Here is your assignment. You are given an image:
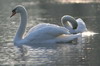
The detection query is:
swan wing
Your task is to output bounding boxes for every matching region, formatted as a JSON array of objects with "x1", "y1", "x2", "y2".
[
  {"x1": 25, "y1": 23, "x2": 70, "y2": 41},
  {"x1": 55, "y1": 33, "x2": 81, "y2": 42},
  {"x1": 41, "y1": 33, "x2": 81, "y2": 44},
  {"x1": 27, "y1": 23, "x2": 49, "y2": 35}
]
